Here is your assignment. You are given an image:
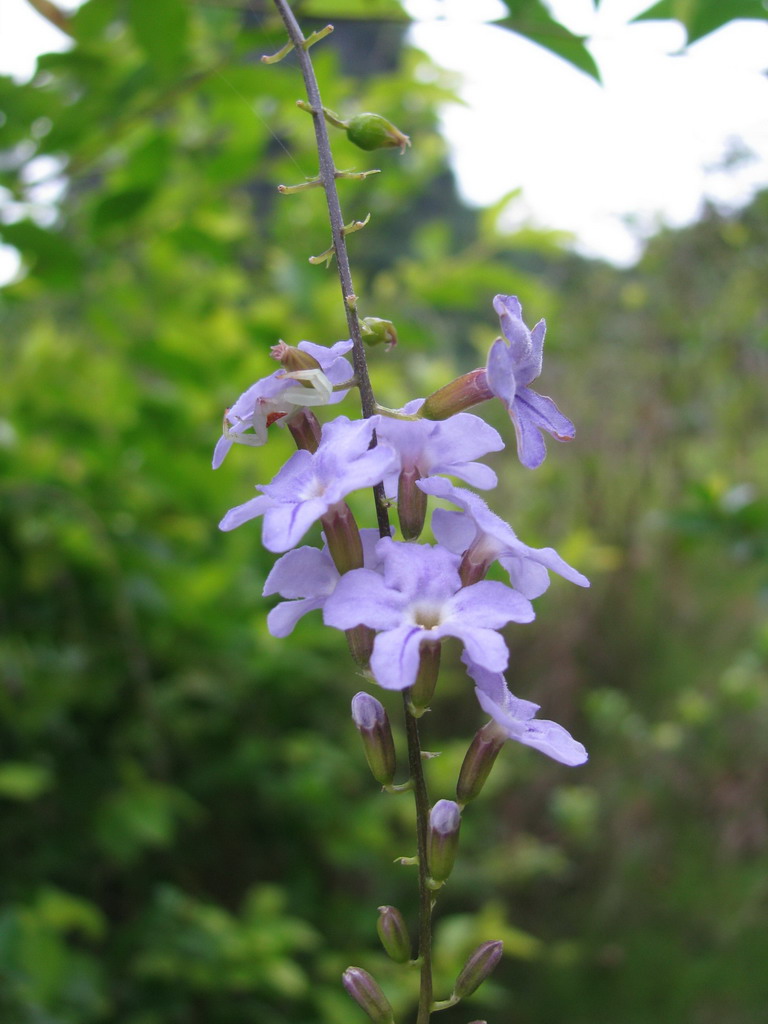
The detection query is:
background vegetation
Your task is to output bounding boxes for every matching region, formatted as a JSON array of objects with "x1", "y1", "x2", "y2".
[{"x1": 1, "y1": 1, "x2": 767, "y2": 1022}]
